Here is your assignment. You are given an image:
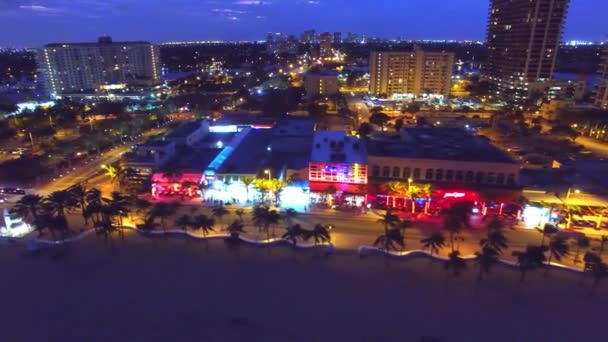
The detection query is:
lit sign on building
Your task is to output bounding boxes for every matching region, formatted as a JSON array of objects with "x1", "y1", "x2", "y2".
[
  {"x1": 443, "y1": 192, "x2": 466, "y2": 199},
  {"x1": 309, "y1": 162, "x2": 368, "y2": 184}
]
